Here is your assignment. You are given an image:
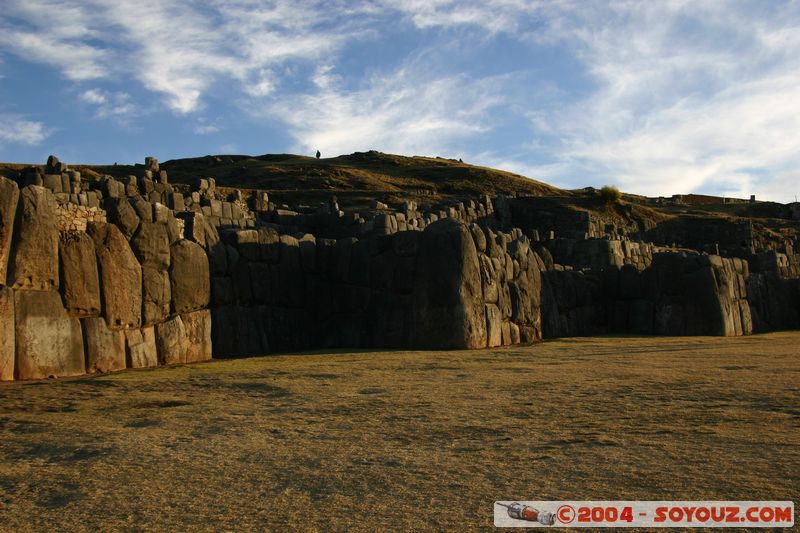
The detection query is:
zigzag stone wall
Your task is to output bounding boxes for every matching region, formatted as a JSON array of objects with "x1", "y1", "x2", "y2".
[{"x1": 1, "y1": 157, "x2": 799, "y2": 381}]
